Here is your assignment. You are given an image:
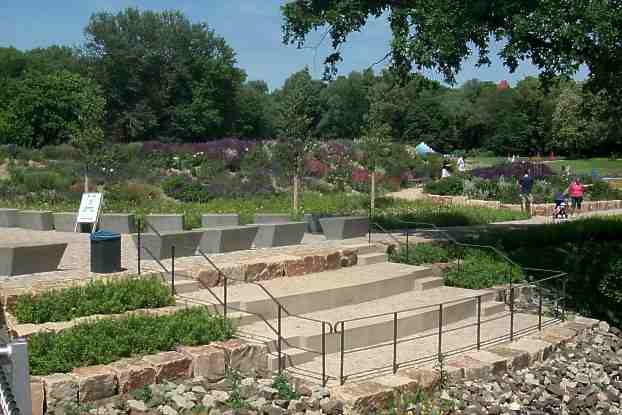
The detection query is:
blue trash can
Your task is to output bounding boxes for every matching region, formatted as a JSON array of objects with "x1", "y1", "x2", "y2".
[{"x1": 90, "y1": 230, "x2": 121, "y2": 273}]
